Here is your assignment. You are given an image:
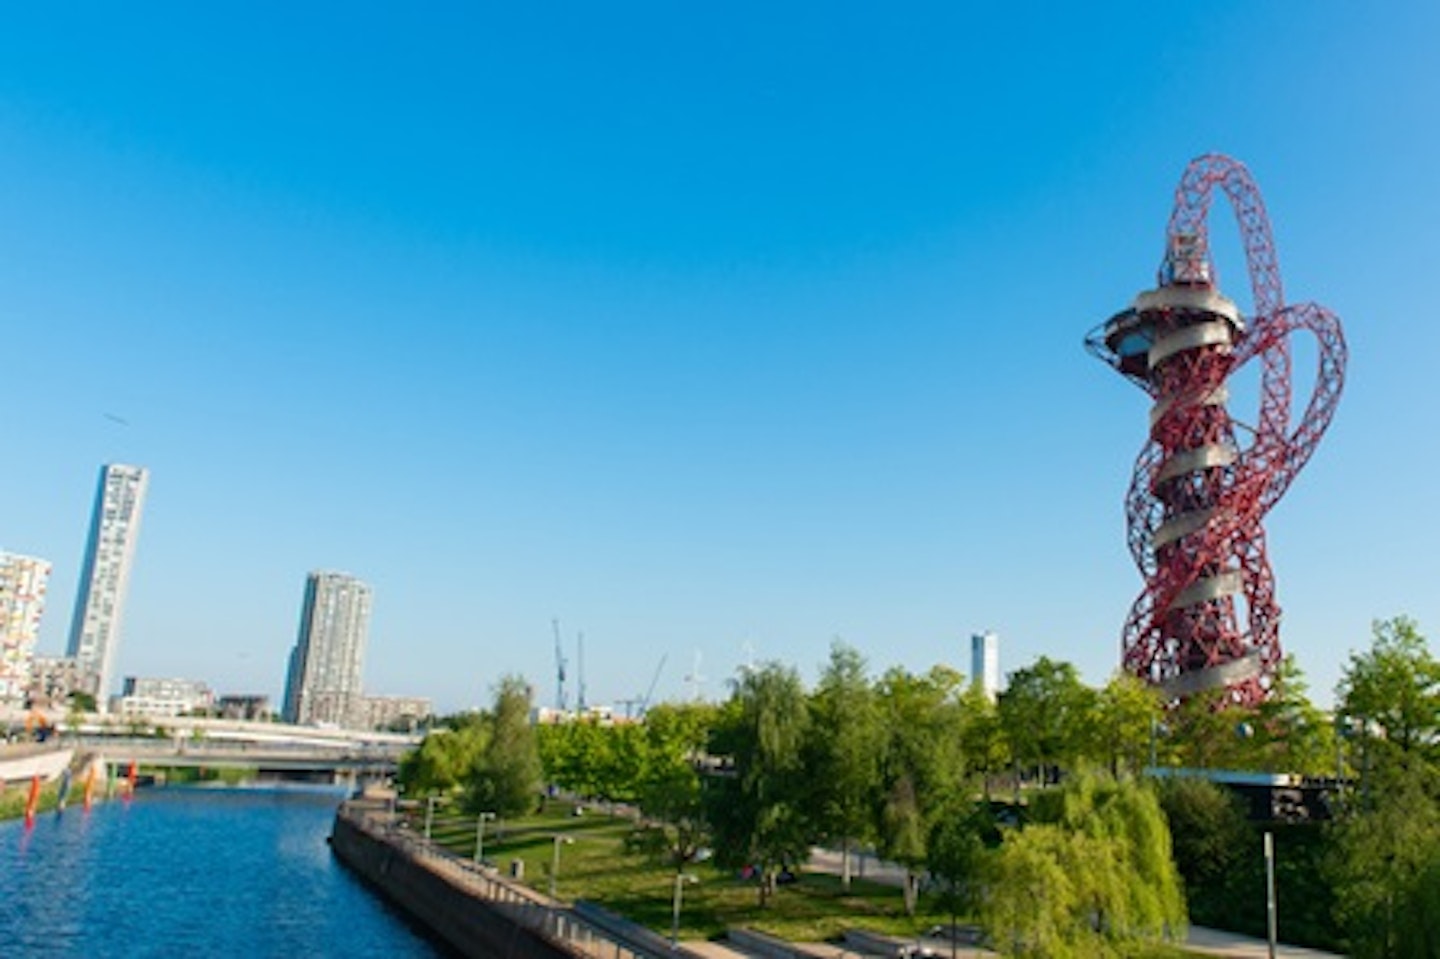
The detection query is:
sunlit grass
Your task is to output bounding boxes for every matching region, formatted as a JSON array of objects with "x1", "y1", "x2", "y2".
[{"x1": 411, "y1": 797, "x2": 951, "y2": 942}]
